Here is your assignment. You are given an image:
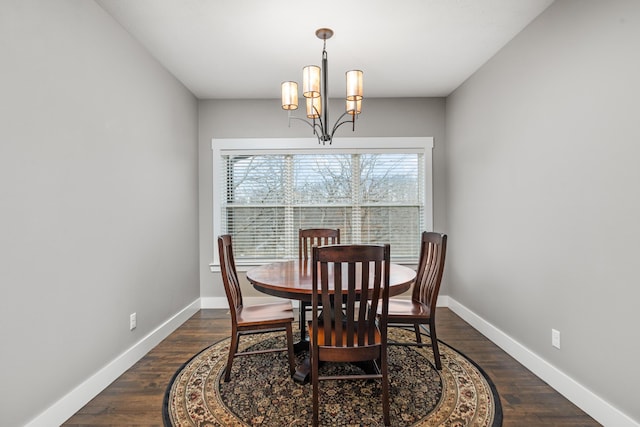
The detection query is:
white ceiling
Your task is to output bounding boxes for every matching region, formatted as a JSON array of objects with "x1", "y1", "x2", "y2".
[{"x1": 95, "y1": 0, "x2": 554, "y2": 99}]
